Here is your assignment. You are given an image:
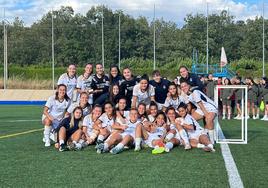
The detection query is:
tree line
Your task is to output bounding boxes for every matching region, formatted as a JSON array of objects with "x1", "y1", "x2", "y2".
[{"x1": 0, "y1": 6, "x2": 267, "y2": 69}]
